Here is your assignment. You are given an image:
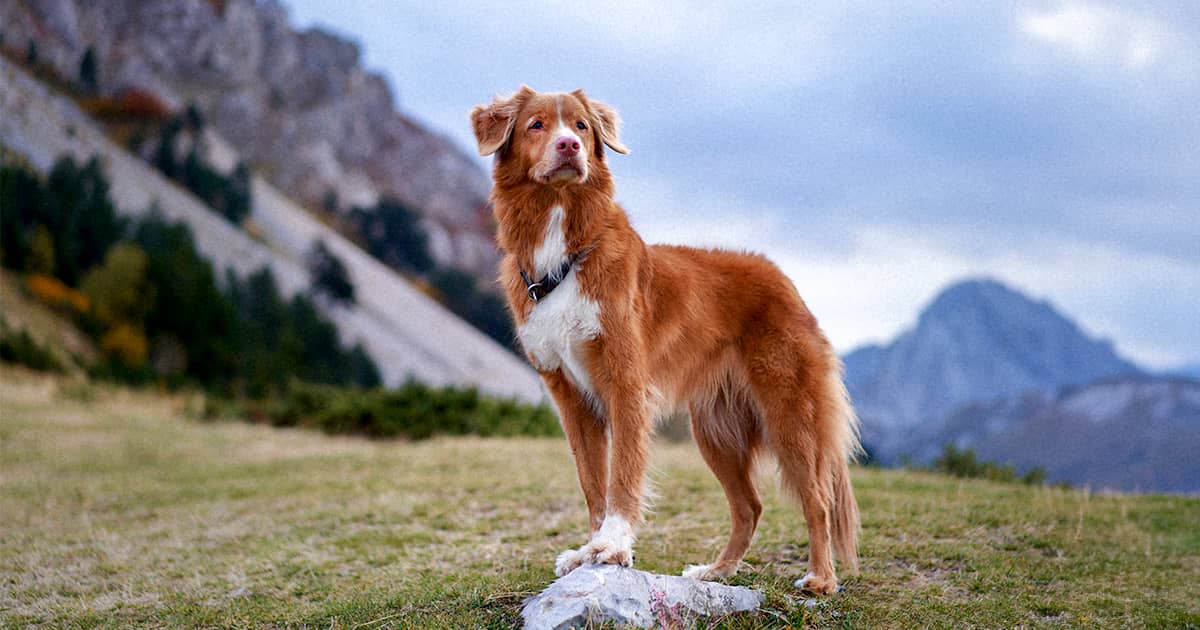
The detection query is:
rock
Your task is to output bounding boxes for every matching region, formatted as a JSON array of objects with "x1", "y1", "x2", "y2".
[{"x1": 521, "y1": 564, "x2": 764, "y2": 630}]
